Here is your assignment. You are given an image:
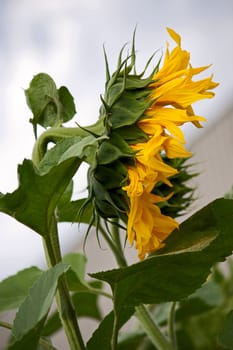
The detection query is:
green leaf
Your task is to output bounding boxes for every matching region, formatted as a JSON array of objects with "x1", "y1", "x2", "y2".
[
  {"x1": 72, "y1": 281, "x2": 103, "y2": 320},
  {"x1": 91, "y1": 198, "x2": 233, "y2": 314},
  {"x1": 58, "y1": 86, "x2": 76, "y2": 123},
  {"x1": 176, "y1": 329, "x2": 195, "y2": 350},
  {"x1": 59, "y1": 134, "x2": 102, "y2": 165},
  {"x1": 62, "y1": 253, "x2": 103, "y2": 296},
  {"x1": 25, "y1": 73, "x2": 59, "y2": 132},
  {"x1": 38, "y1": 137, "x2": 83, "y2": 174},
  {"x1": 57, "y1": 198, "x2": 93, "y2": 224},
  {"x1": 39, "y1": 134, "x2": 104, "y2": 173},
  {"x1": 218, "y1": 310, "x2": 233, "y2": 350},
  {"x1": 0, "y1": 267, "x2": 42, "y2": 312},
  {"x1": 86, "y1": 307, "x2": 134, "y2": 350},
  {"x1": 25, "y1": 73, "x2": 76, "y2": 136},
  {"x1": 41, "y1": 312, "x2": 61, "y2": 338},
  {"x1": 62, "y1": 252, "x2": 88, "y2": 291},
  {"x1": 8, "y1": 263, "x2": 69, "y2": 350},
  {"x1": 118, "y1": 331, "x2": 145, "y2": 350},
  {"x1": 0, "y1": 158, "x2": 82, "y2": 236},
  {"x1": 42, "y1": 281, "x2": 103, "y2": 337},
  {"x1": 57, "y1": 180, "x2": 73, "y2": 209},
  {"x1": 176, "y1": 279, "x2": 224, "y2": 320}
]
